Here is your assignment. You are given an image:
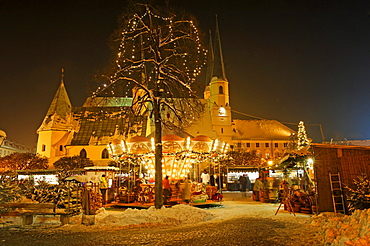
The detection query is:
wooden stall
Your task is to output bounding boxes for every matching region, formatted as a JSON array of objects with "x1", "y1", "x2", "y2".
[{"x1": 311, "y1": 144, "x2": 370, "y2": 213}]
